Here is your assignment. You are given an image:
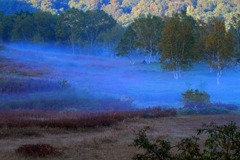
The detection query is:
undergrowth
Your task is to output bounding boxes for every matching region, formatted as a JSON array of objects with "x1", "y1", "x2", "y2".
[{"x1": 132, "y1": 122, "x2": 240, "y2": 160}]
